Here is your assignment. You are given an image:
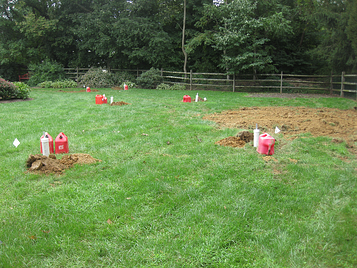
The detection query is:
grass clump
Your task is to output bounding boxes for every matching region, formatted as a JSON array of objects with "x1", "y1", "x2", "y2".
[{"x1": 0, "y1": 88, "x2": 356, "y2": 267}]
